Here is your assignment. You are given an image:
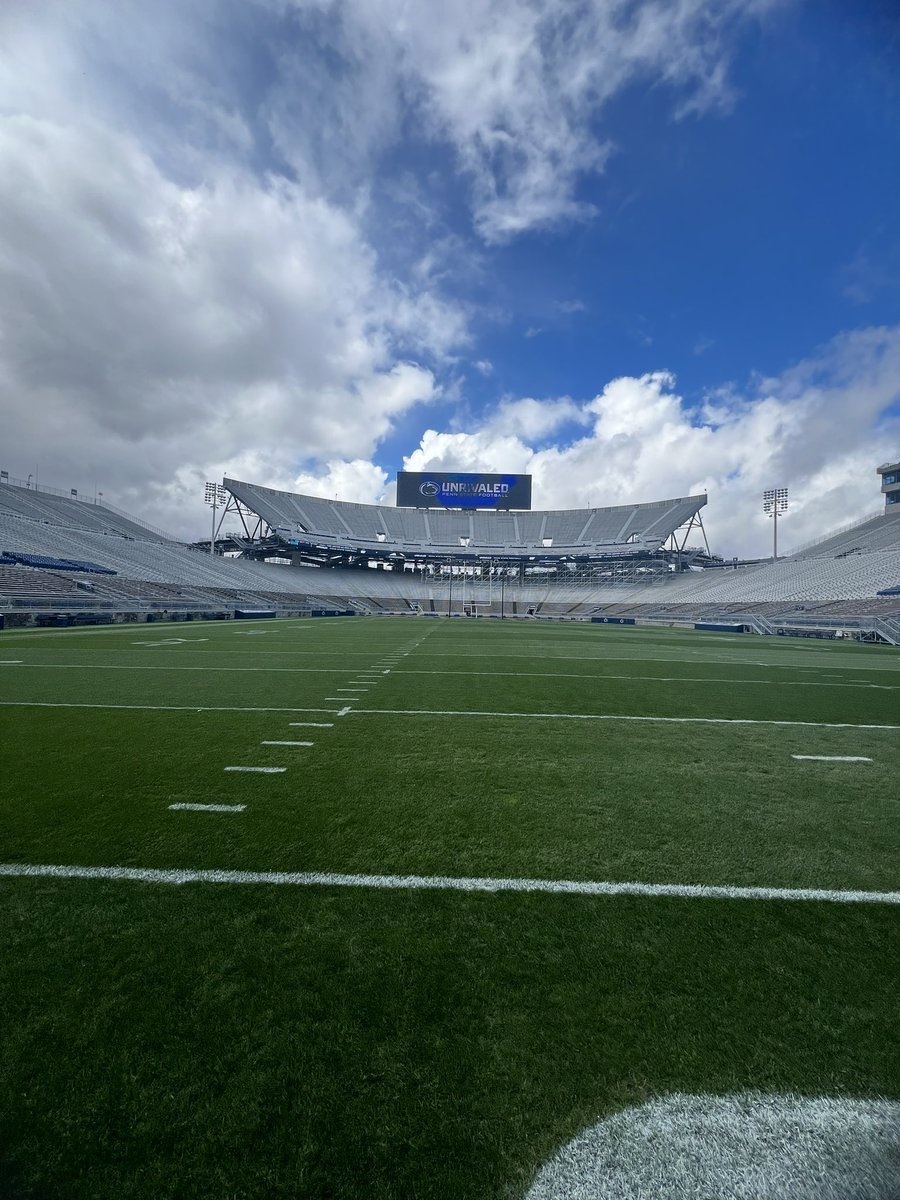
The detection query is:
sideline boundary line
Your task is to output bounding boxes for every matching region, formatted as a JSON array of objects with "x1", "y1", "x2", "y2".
[{"x1": 0, "y1": 863, "x2": 898, "y2": 905}]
